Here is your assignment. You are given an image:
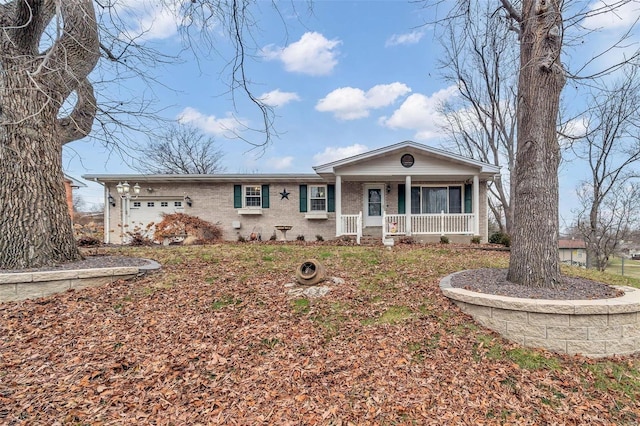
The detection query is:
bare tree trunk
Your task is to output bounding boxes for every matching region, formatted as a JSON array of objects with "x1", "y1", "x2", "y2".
[
  {"x1": 0, "y1": 76, "x2": 81, "y2": 269},
  {"x1": 507, "y1": 0, "x2": 565, "y2": 287},
  {"x1": 0, "y1": 0, "x2": 99, "y2": 269}
]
